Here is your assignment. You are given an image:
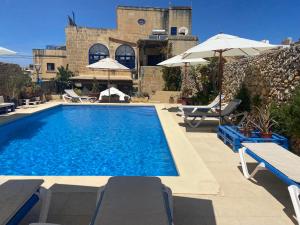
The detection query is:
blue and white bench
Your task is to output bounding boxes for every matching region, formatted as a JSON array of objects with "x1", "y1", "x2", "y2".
[{"x1": 239, "y1": 143, "x2": 300, "y2": 225}]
